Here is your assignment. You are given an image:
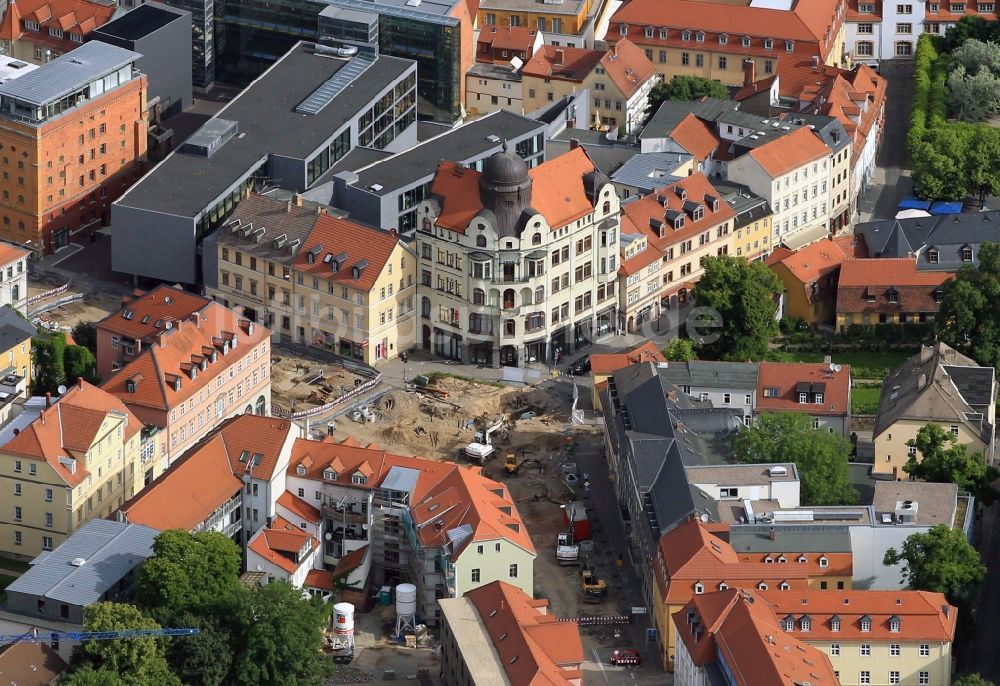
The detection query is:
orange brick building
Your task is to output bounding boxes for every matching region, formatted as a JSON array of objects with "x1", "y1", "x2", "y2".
[{"x1": 0, "y1": 41, "x2": 147, "y2": 253}]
